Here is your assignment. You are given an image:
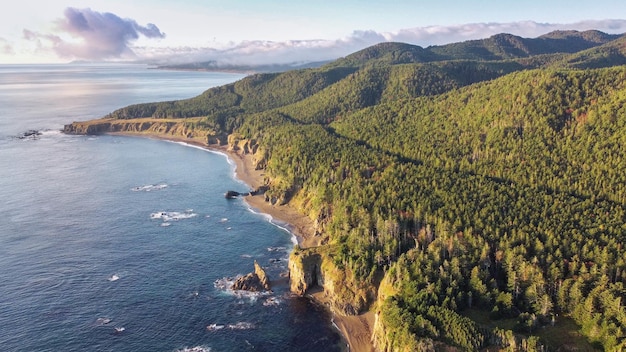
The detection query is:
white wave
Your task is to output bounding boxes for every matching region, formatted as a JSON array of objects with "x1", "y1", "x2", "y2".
[
  {"x1": 218, "y1": 218, "x2": 228, "y2": 223},
  {"x1": 267, "y1": 246, "x2": 287, "y2": 252},
  {"x1": 244, "y1": 203, "x2": 299, "y2": 245},
  {"x1": 213, "y1": 276, "x2": 270, "y2": 302},
  {"x1": 95, "y1": 317, "x2": 112, "y2": 326},
  {"x1": 108, "y1": 274, "x2": 120, "y2": 282},
  {"x1": 206, "y1": 323, "x2": 225, "y2": 331},
  {"x1": 160, "y1": 222, "x2": 171, "y2": 227},
  {"x1": 227, "y1": 322, "x2": 255, "y2": 330},
  {"x1": 131, "y1": 183, "x2": 168, "y2": 192},
  {"x1": 114, "y1": 326, "x2": 125, "y2": 333},
  {"x1": 174, "y1": 346, "x2": 211, "y2": 352},
  {"x1": 240, "y1": 254, "x2": 252, "y2": 258},
  {"x1": 39, "y1": 129, "x2": 62, "y2": 137},
  {"x1": 213, "y1": 276, "x2": 237, "y2": 291},
  {"x1": 263, "y1": 296, "x2": 282, "y2": 307},
  {"x1": 150, "y1": 210, "x2": 198, "y2": 223}
]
